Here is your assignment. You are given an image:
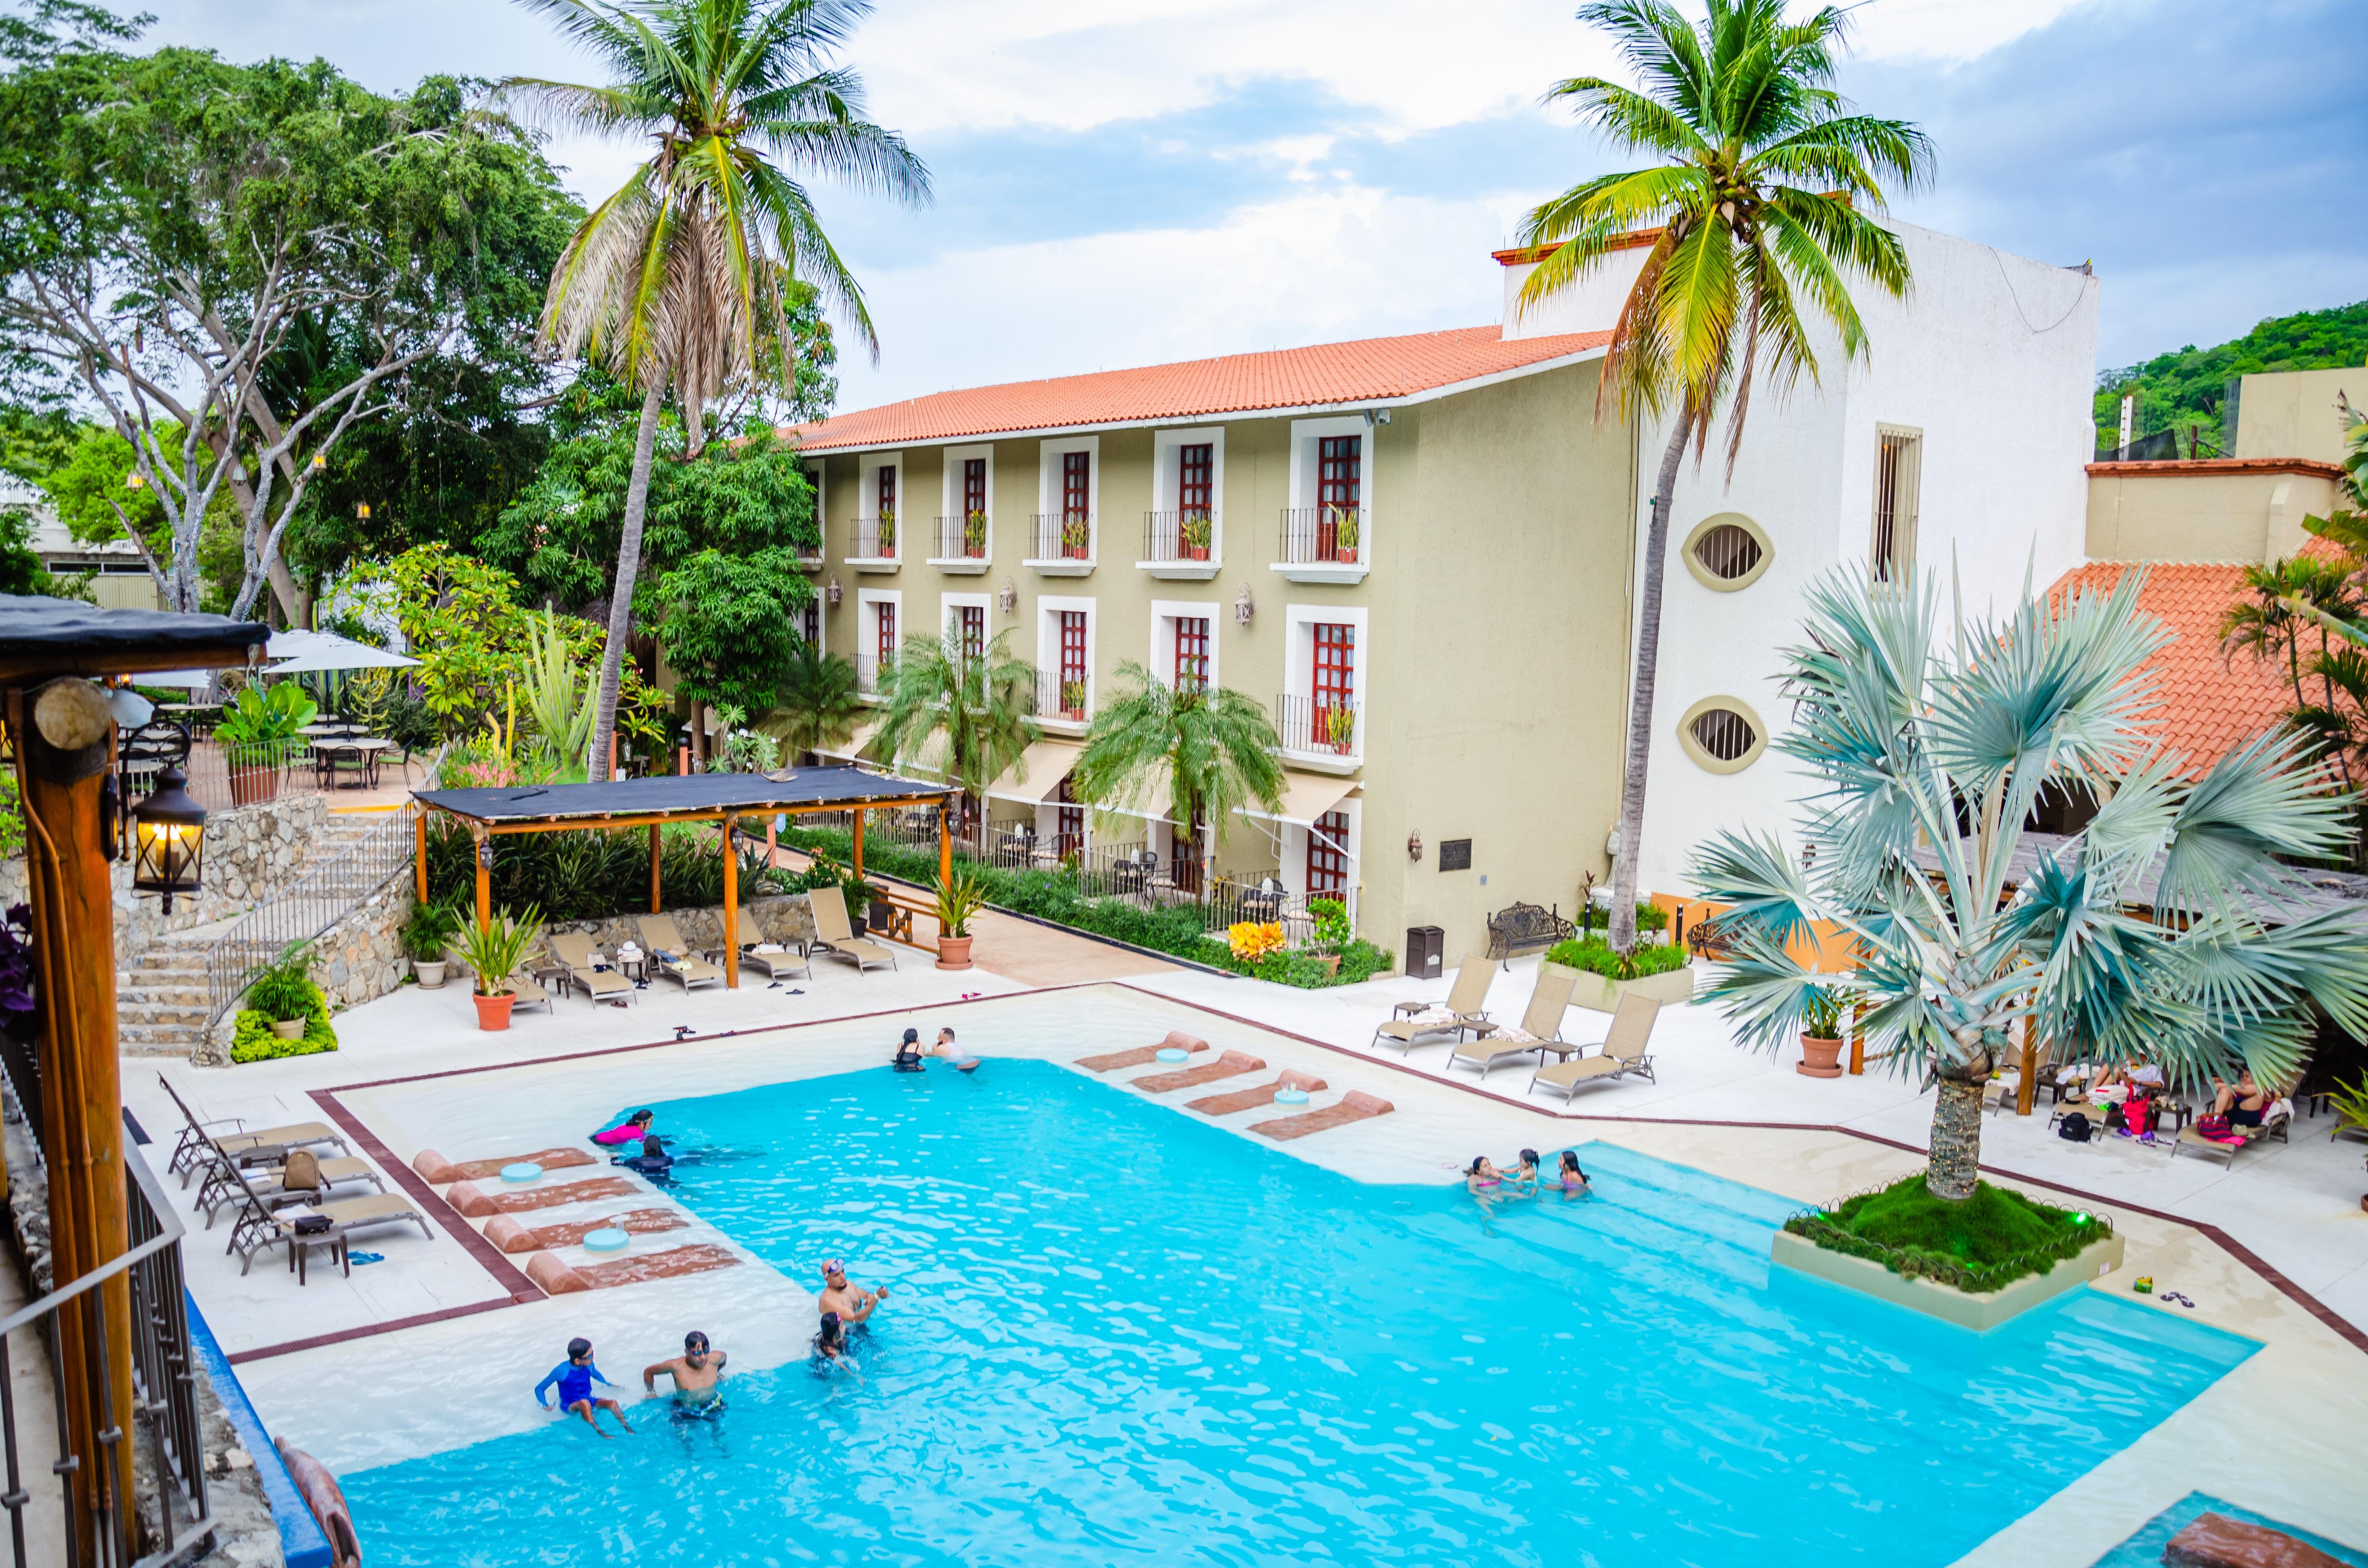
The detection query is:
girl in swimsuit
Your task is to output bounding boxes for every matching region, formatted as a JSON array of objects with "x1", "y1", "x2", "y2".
[
  {"x1": 1465, "y1": 1156, "x2": 1504, "y2": 1193},
  {"x1": 892, "y1": 1029, "x2": 925, "y2": 1072},
  {"x1": 1558, "y1": 1152, "x2": 1591, "y2": 1196},
  {"x1": 812, "y1": 1311, "x2": 857, "y2": 1372}
]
